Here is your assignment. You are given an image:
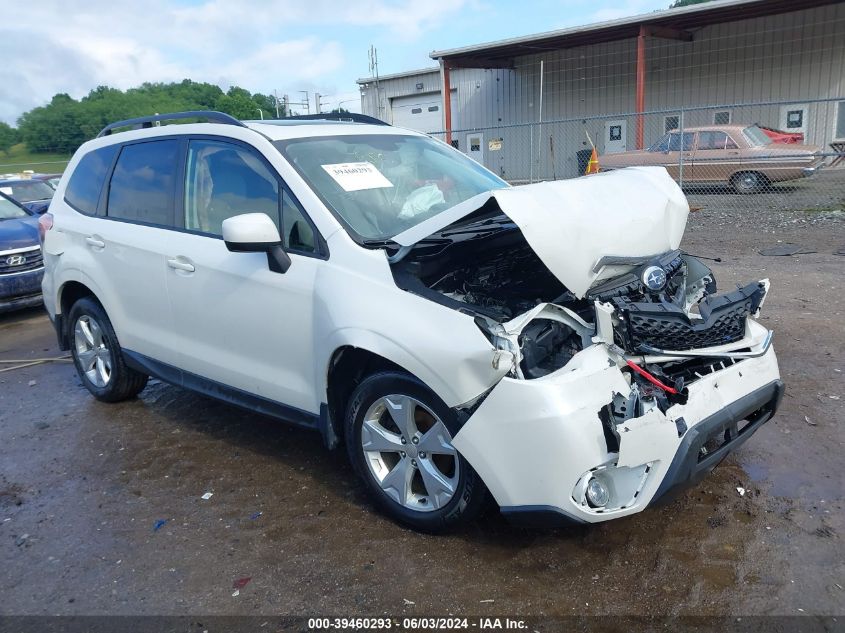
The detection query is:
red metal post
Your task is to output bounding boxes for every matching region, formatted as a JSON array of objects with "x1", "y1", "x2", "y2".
[
  {"x1": 443, "y1": 61, "x2": 453, "y2": 145},
  {"x1": 636, "y1": 25, "x2": 646, "y2": 150}
]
